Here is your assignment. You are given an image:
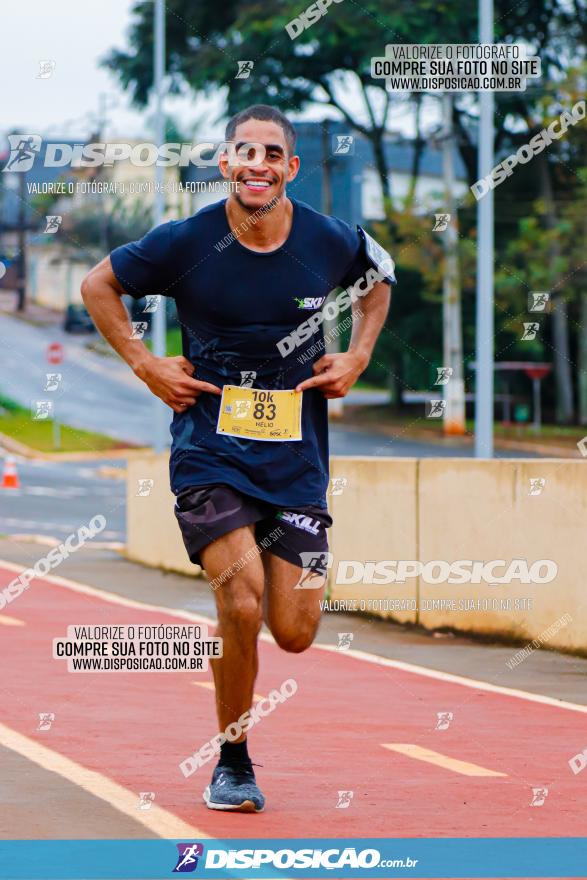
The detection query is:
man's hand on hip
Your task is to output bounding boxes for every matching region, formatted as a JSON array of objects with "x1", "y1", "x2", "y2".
[
  {"x1": 295, "y1": 352, "x2": 367, "y2": 399},
  {"x1": 135, "y1": 355, "x2": 221, "y2": 413}
]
